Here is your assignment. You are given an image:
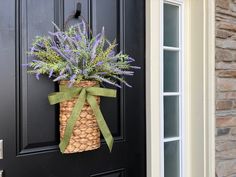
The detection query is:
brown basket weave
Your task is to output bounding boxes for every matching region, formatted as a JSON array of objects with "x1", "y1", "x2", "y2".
[{"x1": 59, "y1": 80, "x2": 101, "y2": 153}]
